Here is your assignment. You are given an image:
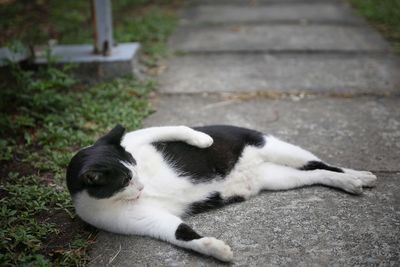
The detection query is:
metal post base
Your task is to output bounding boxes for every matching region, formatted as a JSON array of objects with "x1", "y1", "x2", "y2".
[{"x1": 35, "y1": 43, "x2": 141, "y2": 82}]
